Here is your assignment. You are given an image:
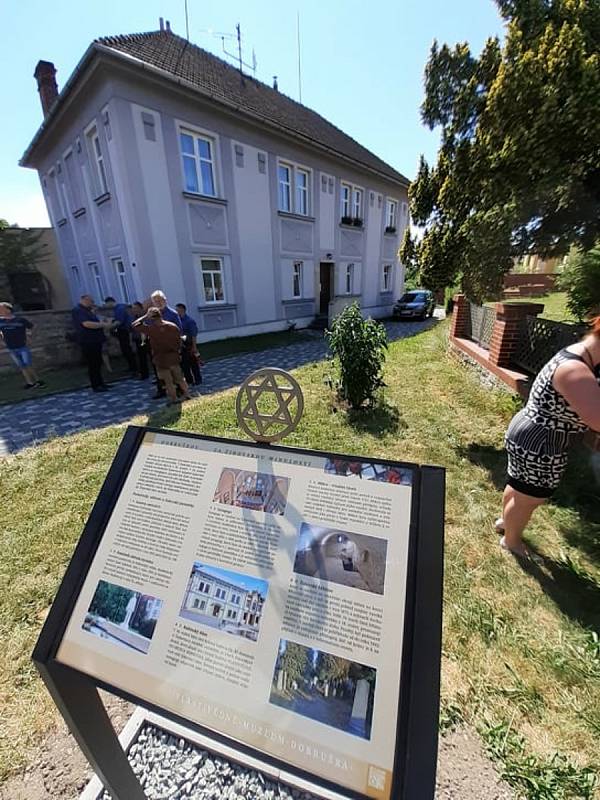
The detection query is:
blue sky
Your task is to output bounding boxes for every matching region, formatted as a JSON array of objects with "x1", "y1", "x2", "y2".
[{"x1": 0, "y1": 0, "x2": 504, "y2": 228}]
